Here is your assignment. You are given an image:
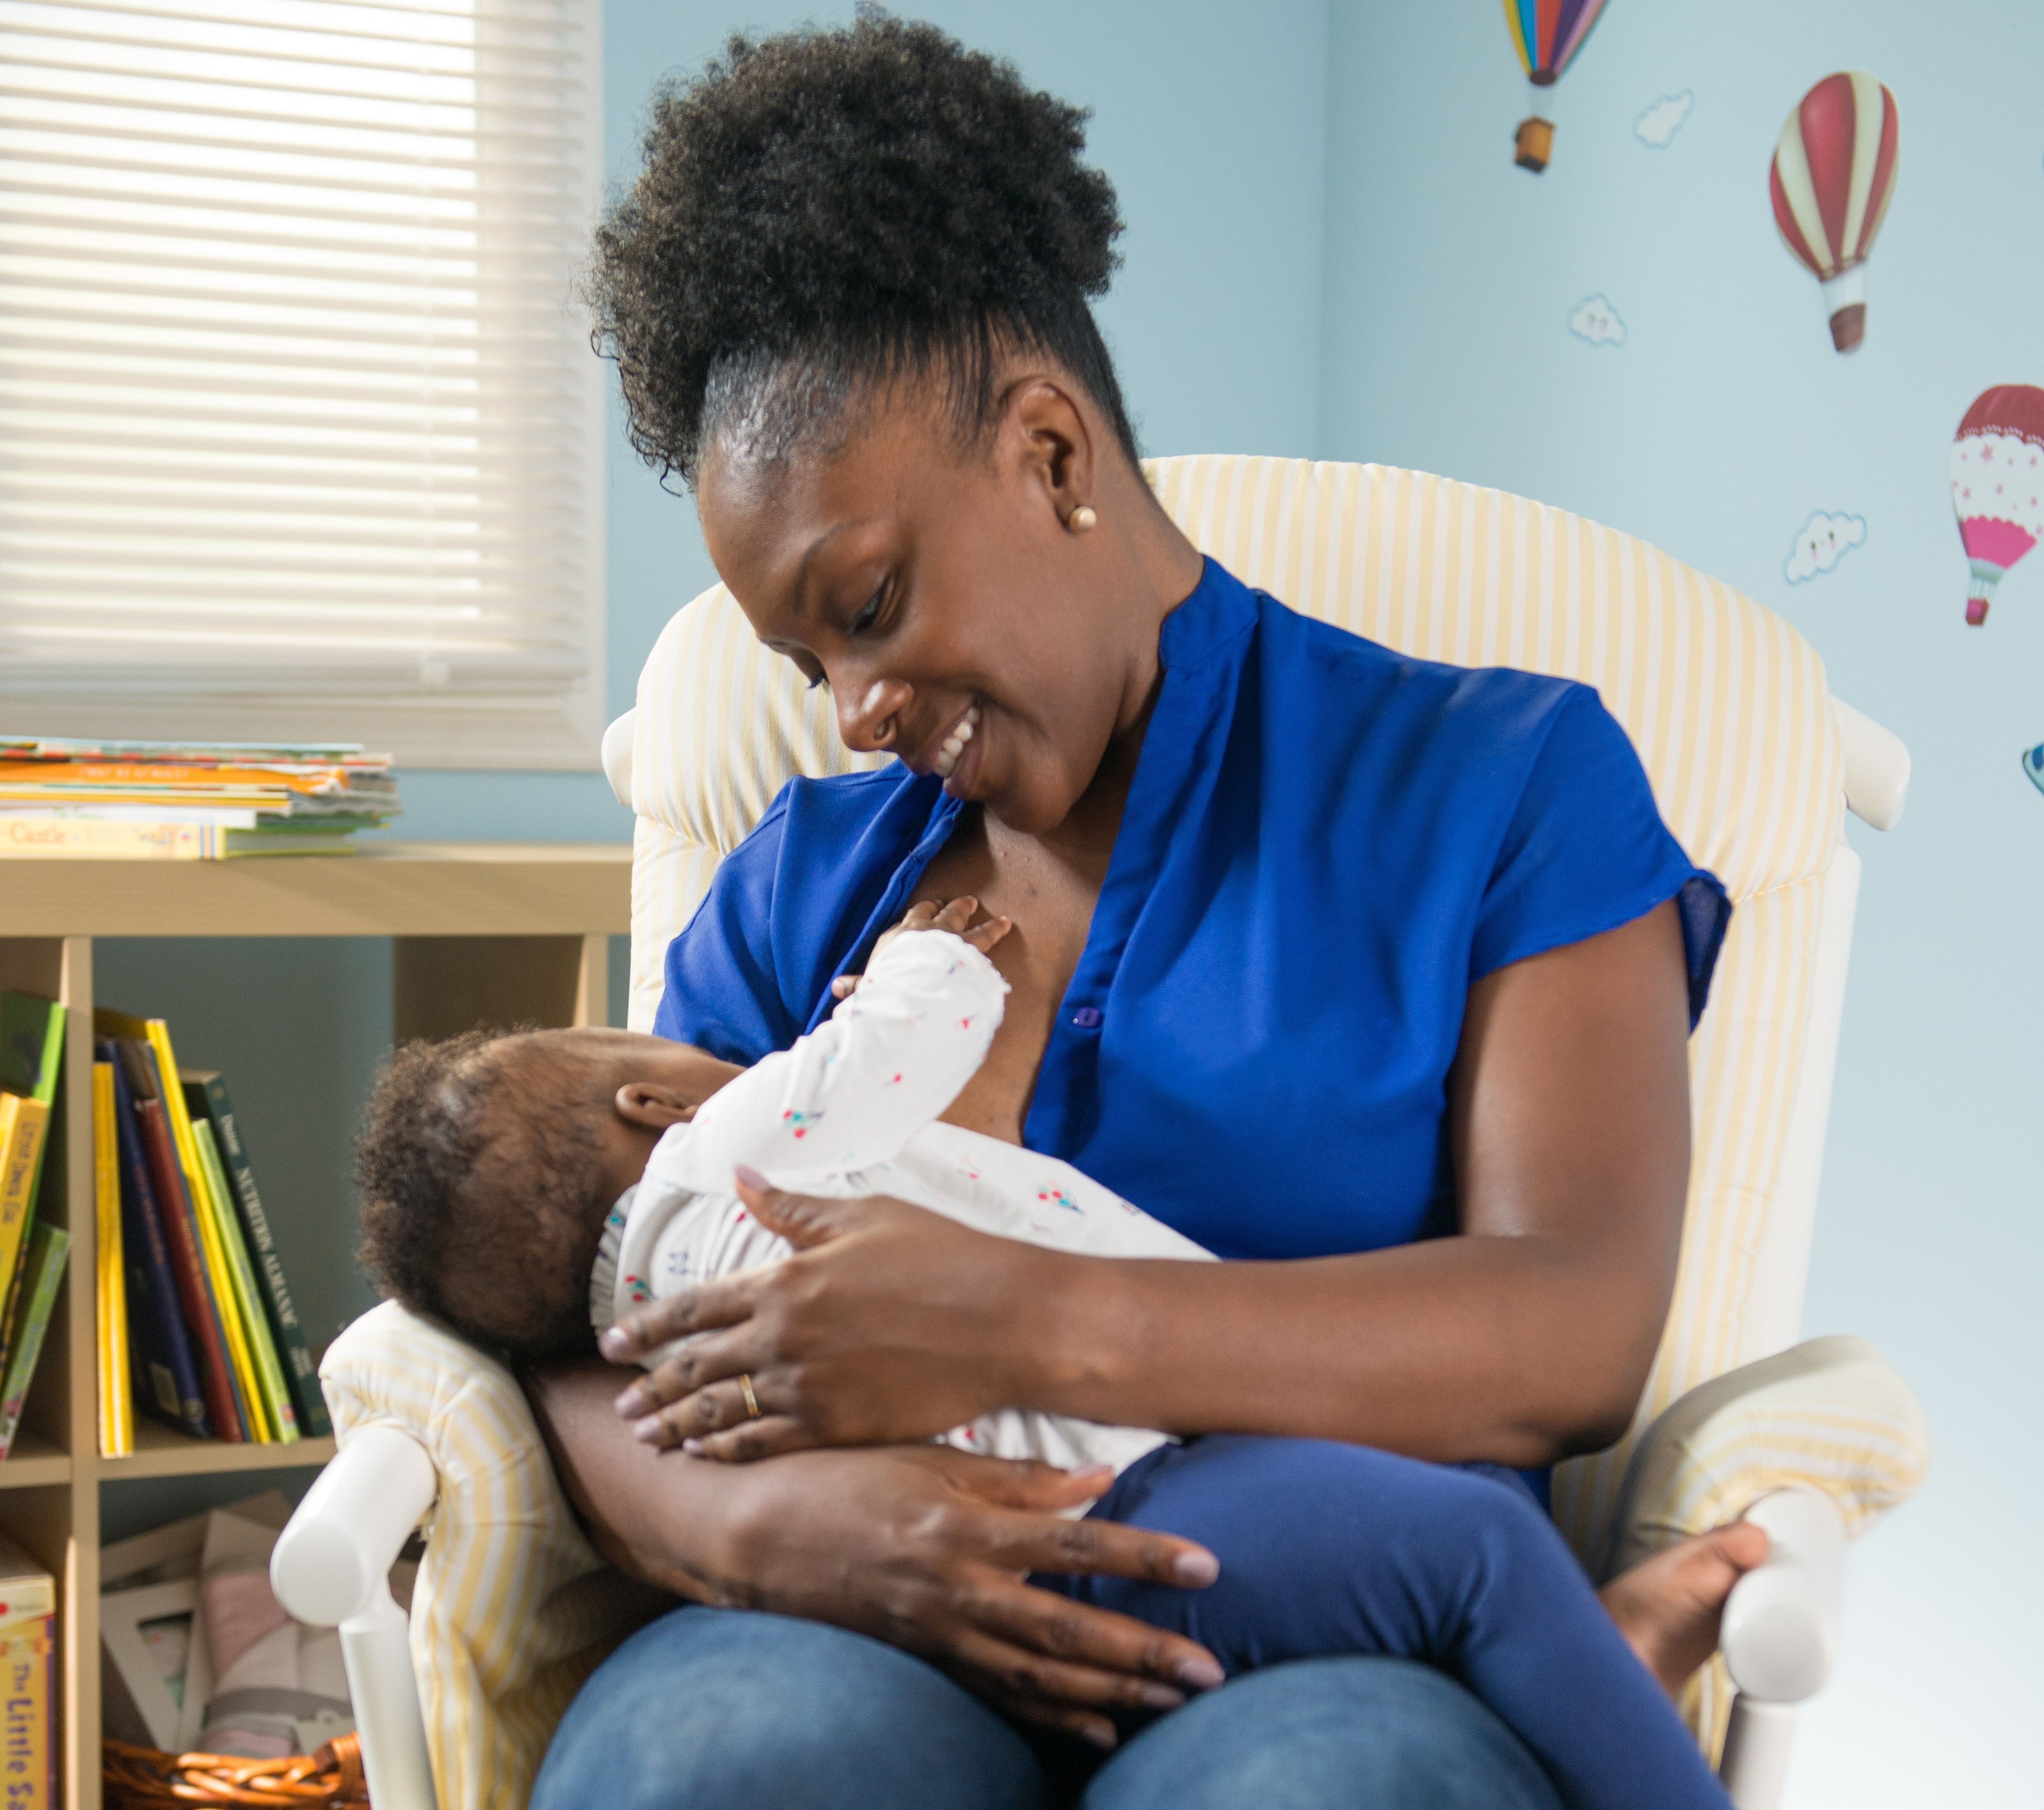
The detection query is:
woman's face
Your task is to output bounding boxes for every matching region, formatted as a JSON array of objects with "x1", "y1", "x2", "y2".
[{"x1": 697, "y1": 373, "x2": 1176, "y2": 837}]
